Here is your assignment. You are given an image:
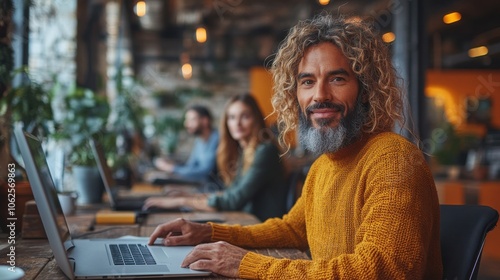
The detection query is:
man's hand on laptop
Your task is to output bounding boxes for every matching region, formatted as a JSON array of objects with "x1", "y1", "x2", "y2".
[
  {"x1": 149, "y1": 218, "x2": 212, "y2": 246},
  {"x1": 182, "y1": 241, "x2": 247, "y2": 278},
  {"x1": 148, "y1": 218, "x2": 247, "y2": 278}
]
